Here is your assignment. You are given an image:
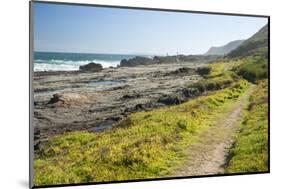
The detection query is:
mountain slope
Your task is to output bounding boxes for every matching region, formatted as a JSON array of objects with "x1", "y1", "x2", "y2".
[
  {"x1": 205, "y1": 40, "x2": 244, "y2": 55},
  {"x1": 228, "y1": 24, "x2": 268, "y2": 58}
]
